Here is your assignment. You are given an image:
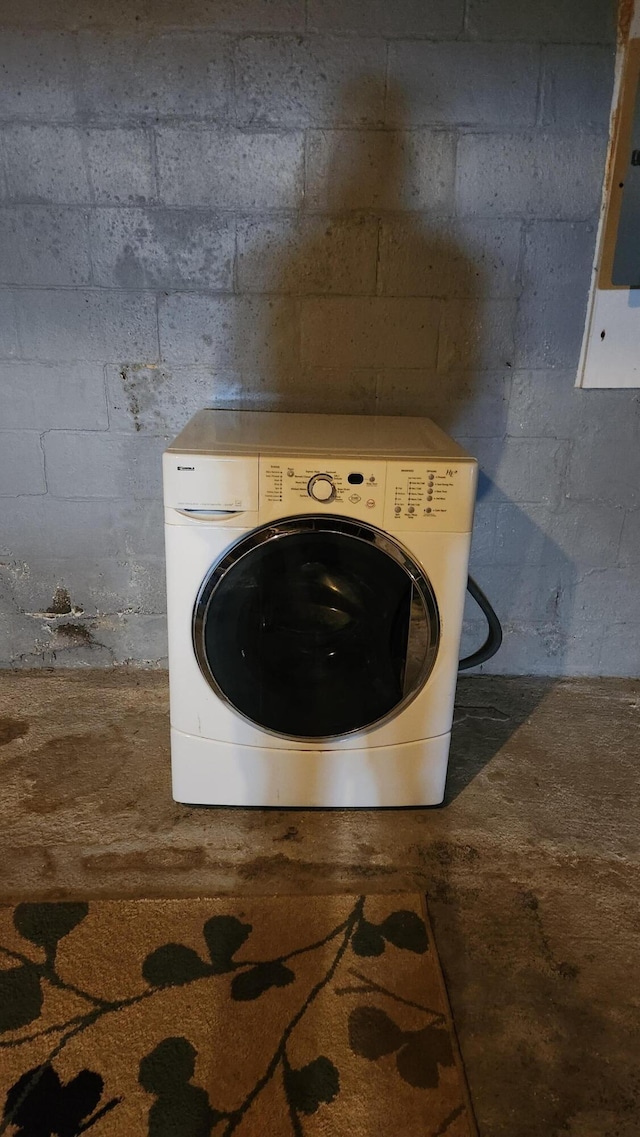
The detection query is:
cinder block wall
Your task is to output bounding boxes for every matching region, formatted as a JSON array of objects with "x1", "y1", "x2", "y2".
[{"x1": 1, "y1": 0, "x2": 636, "y2": 675}]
